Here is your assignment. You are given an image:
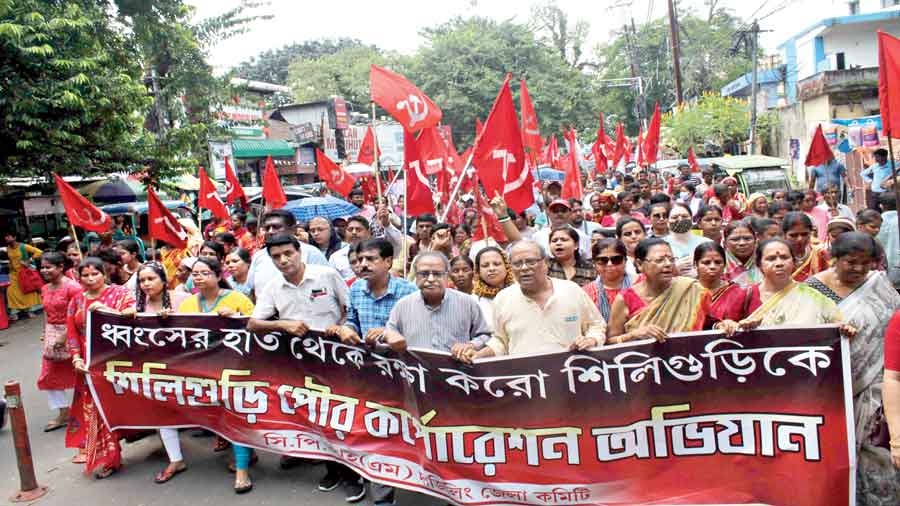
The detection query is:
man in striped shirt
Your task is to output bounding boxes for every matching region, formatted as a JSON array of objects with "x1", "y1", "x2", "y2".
[{"x1": 374, "y1": 251, "x2": 491, "y2": 353}]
